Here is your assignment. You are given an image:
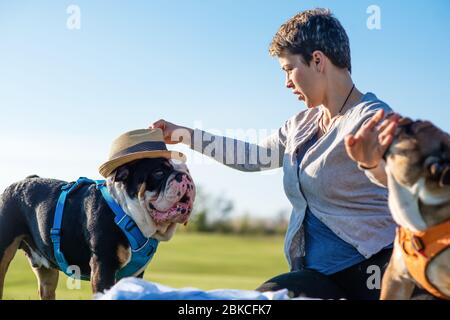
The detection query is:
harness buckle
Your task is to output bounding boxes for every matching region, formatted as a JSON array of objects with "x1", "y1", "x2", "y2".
[
  {"x1": 96, "y1": 181, "x2": 106, "y2": 189},
  {"x1": 50, "y1": 228, "x2": 61, "y2": 243},
  {"x1": 125, "y1": 219, "x2": 137, "y2": 232},
  {"x1": 411, "y1": 235, "x2": 425, "y2": 253}
]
